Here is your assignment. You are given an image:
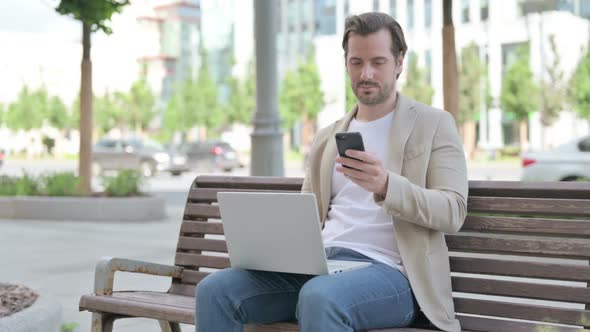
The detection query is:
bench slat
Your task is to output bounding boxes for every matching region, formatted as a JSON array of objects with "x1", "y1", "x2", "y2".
[
  {"x1": 177, "y1": 237, "x2": 228, "y2": 252},
  {"x1": 450, "y1": 257, "x2": 590, "y2": 282},
  {"x1": 188, "y1": 188, "x2": 296, "y2": 203},
  {"x1": 467, "y1": 197, "x2": 590, "y2": 217},
  {"x1": 446, "y1": 235, "x2": 590, "y2": 258},
  {"x1": 180, "y1": 270, "x2": 211, "y2": 284},
  {"x1": 180, "y1": 220, "x2": 224, "y2": 235},
  {"x1": 463, "y1": 216, "x2": 590, "y2": 238},
  {"x1": 468, "y1": 180, "x2": 590, "y2": 199},
  {"x1": 184, "y1": 204, "x2": 220, "y2": 219},
  {"x1": 194, "y1": 176, "x2": 303, "y2": 191},
  {"x1": 457, "y1": 315, "x2": 582, "y2": 332},
  {"x1": 452, "y1": 276, "x2": 590, "y2": 304},
  {"x1": 455, "y1": 297, "x2": 590, "y2": 327},
  {"x1": 175, "y1": 253, "x2": 230, "y2": 269}
]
